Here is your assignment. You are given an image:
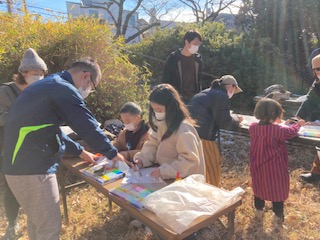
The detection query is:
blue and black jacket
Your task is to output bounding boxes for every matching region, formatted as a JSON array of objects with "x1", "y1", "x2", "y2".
[
  {"x1": 188, "y1": 84, "x2": 240, "y2": 141},
  {"x1": 2, "y1": 71, "x2": 118, "y2": 175}
]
